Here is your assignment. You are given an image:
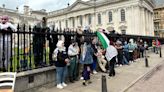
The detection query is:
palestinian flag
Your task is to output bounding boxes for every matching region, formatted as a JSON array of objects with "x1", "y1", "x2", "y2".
[
  {"x1": 96, "y1": 31, "x2": 110, "y2": 49},
  {"x1": 96, "y1": 30, "x2": 118, "y2": 61}
]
